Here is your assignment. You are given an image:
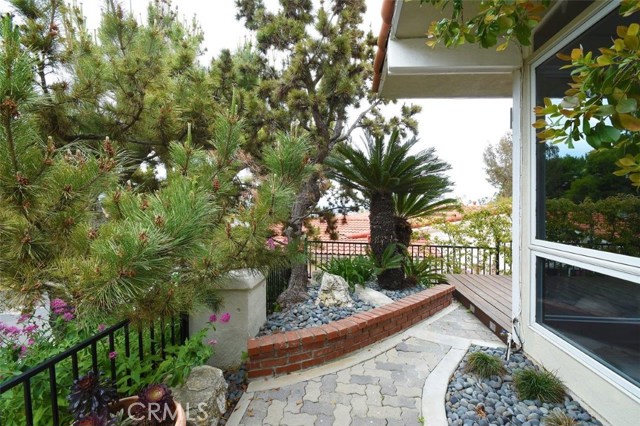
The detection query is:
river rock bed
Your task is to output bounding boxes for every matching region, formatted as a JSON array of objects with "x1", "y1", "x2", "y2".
[
  {"x1": 257, "y1": 279, "x2": 427, "y2": 336},
  {"x1": 446, "y1": 346, "x2": 602, "y2": 426}
]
